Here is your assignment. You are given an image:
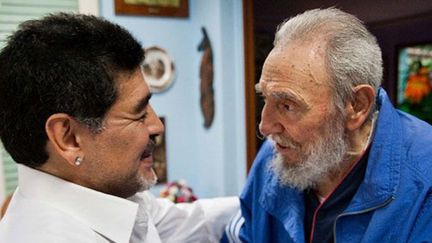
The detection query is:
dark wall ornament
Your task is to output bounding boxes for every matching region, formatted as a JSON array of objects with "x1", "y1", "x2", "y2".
[
  {"x1": 198, "y1": 27, "x2": 214, "y2": 129},
  {"x1": 141, "y1": 46, "x2": 176, "y2": 93}
]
